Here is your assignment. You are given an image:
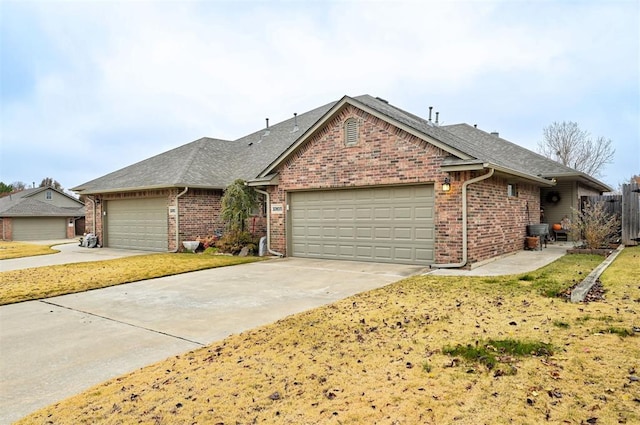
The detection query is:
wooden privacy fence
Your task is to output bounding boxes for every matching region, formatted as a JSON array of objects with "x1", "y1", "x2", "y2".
[
  {"x1": 581, "y1": 181, "x2": 640, "y2": 246},
  {"x1": 622, "y1": 181, "x2": 640, "y2": 245}
]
